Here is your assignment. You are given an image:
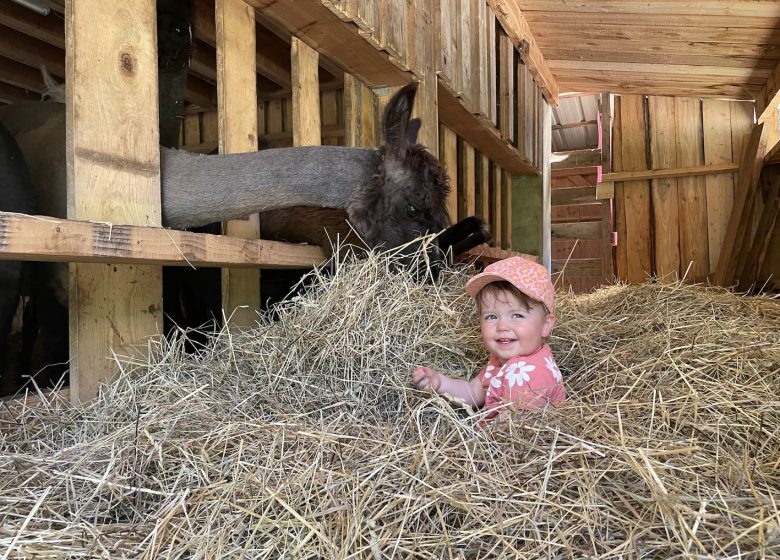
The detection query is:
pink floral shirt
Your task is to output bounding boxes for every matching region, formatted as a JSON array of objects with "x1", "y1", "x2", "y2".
[{"x1": 476, "y1": 343, "x2": 565, "y2": 421}]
